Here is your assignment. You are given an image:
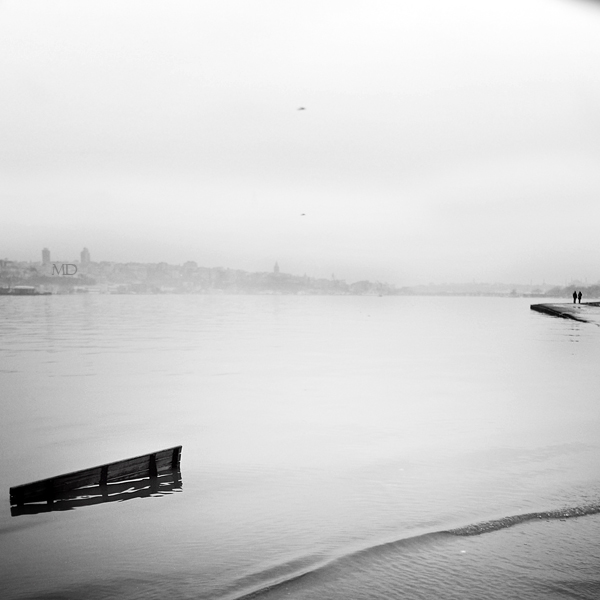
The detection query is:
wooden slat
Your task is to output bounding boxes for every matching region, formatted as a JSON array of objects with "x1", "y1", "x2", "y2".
[
  {"x1": 9, "y1": 445, "x2": 182, "y2": 506},
  {"x1": 10, "y1": 467, "x2": 104, "y2": 505},
  {"x1": 105, "y1": 455, "x2": 155, "y2": 483},
  {"x1": 105, "y1": 450, "x2": 176, "y2": 483}
]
